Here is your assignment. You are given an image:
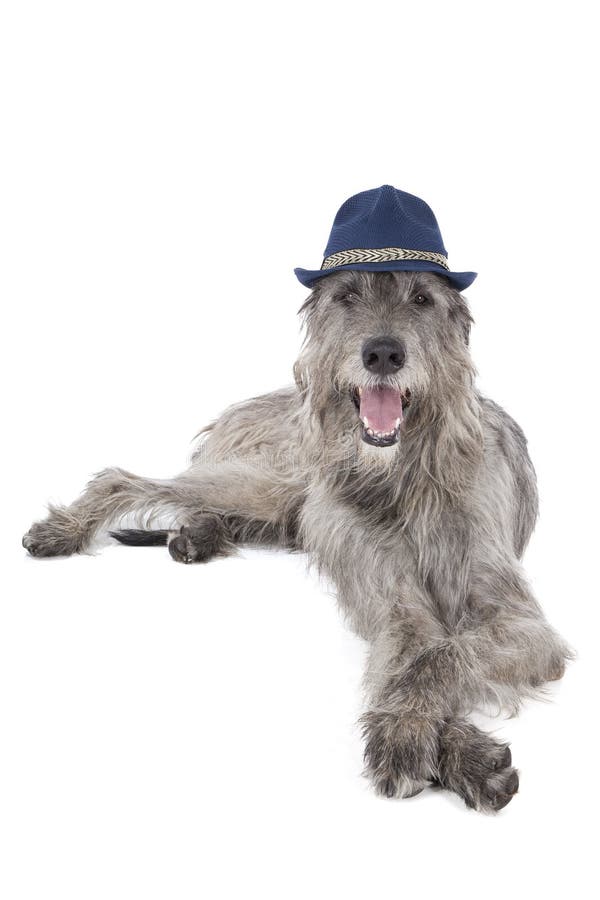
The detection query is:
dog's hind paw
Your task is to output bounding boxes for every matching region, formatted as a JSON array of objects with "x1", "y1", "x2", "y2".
[
  {"x1": 167, "y1": 518, "x2": 234, "y2": 565},
  {"x1": 22, "y1": 519, "x2": 82, "y2": 558}
]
